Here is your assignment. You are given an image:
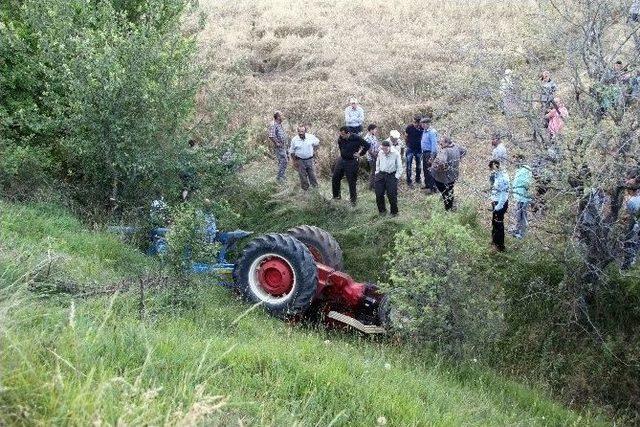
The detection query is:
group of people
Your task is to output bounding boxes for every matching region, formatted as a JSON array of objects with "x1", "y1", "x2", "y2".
[
  {"x1": 268, "y1": 98, "x2": 470, "y2": 218},
  {"x1": 267, "y1": 66, "x2": 639, "y2": 258}
]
